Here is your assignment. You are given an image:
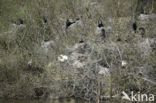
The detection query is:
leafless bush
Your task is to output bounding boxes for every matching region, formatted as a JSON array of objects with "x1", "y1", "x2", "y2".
[{"x1": 0, "y1": 0, "x2": 156, "y2": 103}]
